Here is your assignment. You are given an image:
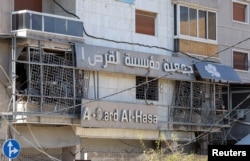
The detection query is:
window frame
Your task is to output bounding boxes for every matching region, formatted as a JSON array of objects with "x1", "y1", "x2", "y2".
[
  {"x1": 175, "y1": 4, "x2": 217, "y2": 43},
  {"x1": 135, "y1": 9, "x2": 157, "y2": 36},
  {"x1": 232, "y1": 49, "x2": 249, "y2": 71},
  {"x1": 232, "y1": 0, "x2": 249, "y2": 24},
  {"x1": 136, "y1": 76, "x2": 159, "y2": 101}
]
